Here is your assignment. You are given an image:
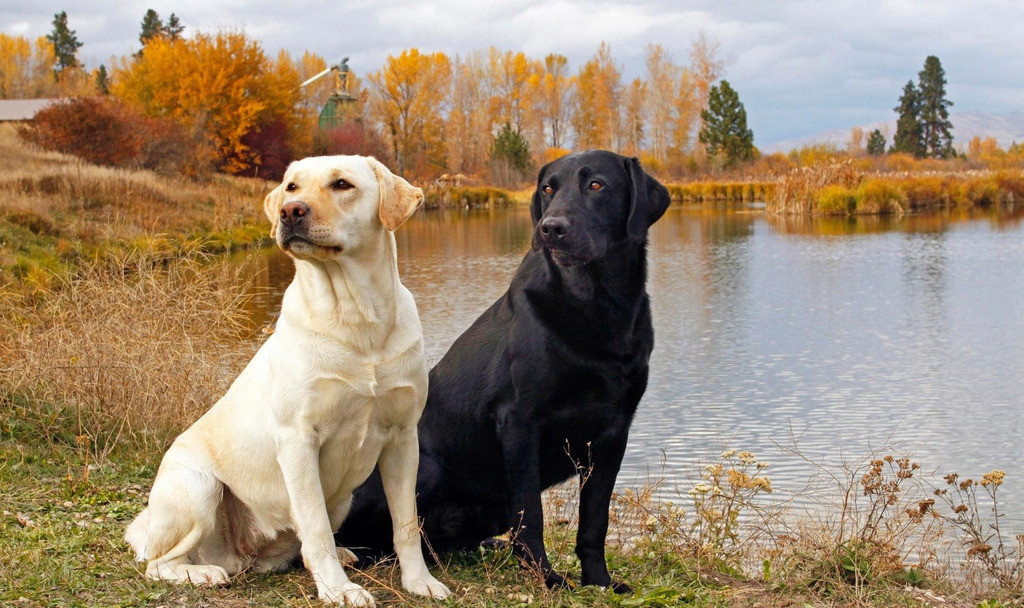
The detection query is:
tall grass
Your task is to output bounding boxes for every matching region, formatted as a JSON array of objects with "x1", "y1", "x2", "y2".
[
  {"x1": 0, "y1": 249, "x2": 259, "y2": 461},
  {"x1": 767, "y1": 158, "x2": 1024, "y2": 215},
  {"x1": 666, "y1": 181, "x2": 775, "y2": 203}
]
